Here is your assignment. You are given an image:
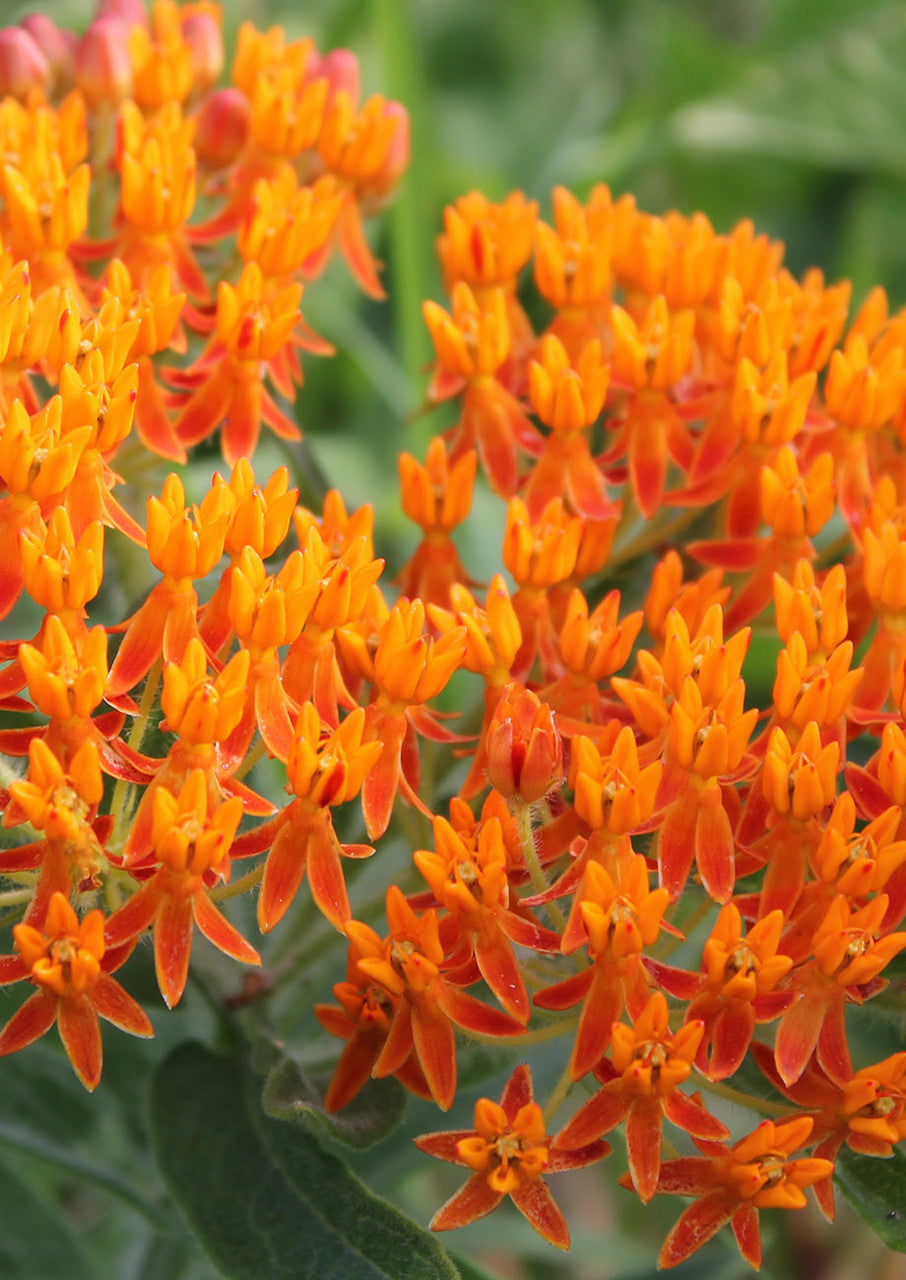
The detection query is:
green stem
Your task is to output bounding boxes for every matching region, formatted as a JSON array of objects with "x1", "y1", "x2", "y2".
[
  {"x1": 0, "y1": 1122, "x2": 175, "y2": 1232},
  {"x1": 109, "y1": 660, "x2": 162, "y2": 851},
  {"x1": 607, "y1": 504, "x2": 701, "y2": 574},
  {"x1": 543, "y1": 1059, "x2": 576, "y2": 1126},
  {"x1": 372, "y1": 0, "x2": 435, "y2": 411},
  {"x1": 208, "y1": 863, "x2": 263, "y2": 904},
  {"x1": 696, "y1": 1077, "x2": 790, "y2": 1119},
  {"x1": 513, "y1": 800, "x2": 567, "y2": 933},
  {"x1": 460, "y1": 1015, "x2": 578, "y2": 1050},
  {"x1": 233, "y1": 736, "x2": 266, "y2": 784},
  {"x1": 0, "y1": 887, "x2": 35, "y2": 907}
]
